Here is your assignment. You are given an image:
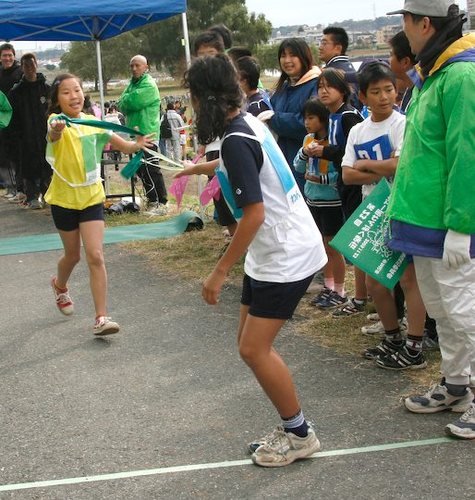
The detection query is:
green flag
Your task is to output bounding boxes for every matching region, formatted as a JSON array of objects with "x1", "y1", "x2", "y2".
[
  {"x1": 330, "y1": 179, "x2": 407, "y2": 288},
  {"x1": 0, "y1": 91, "x2": 12, "y2": 128}
]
